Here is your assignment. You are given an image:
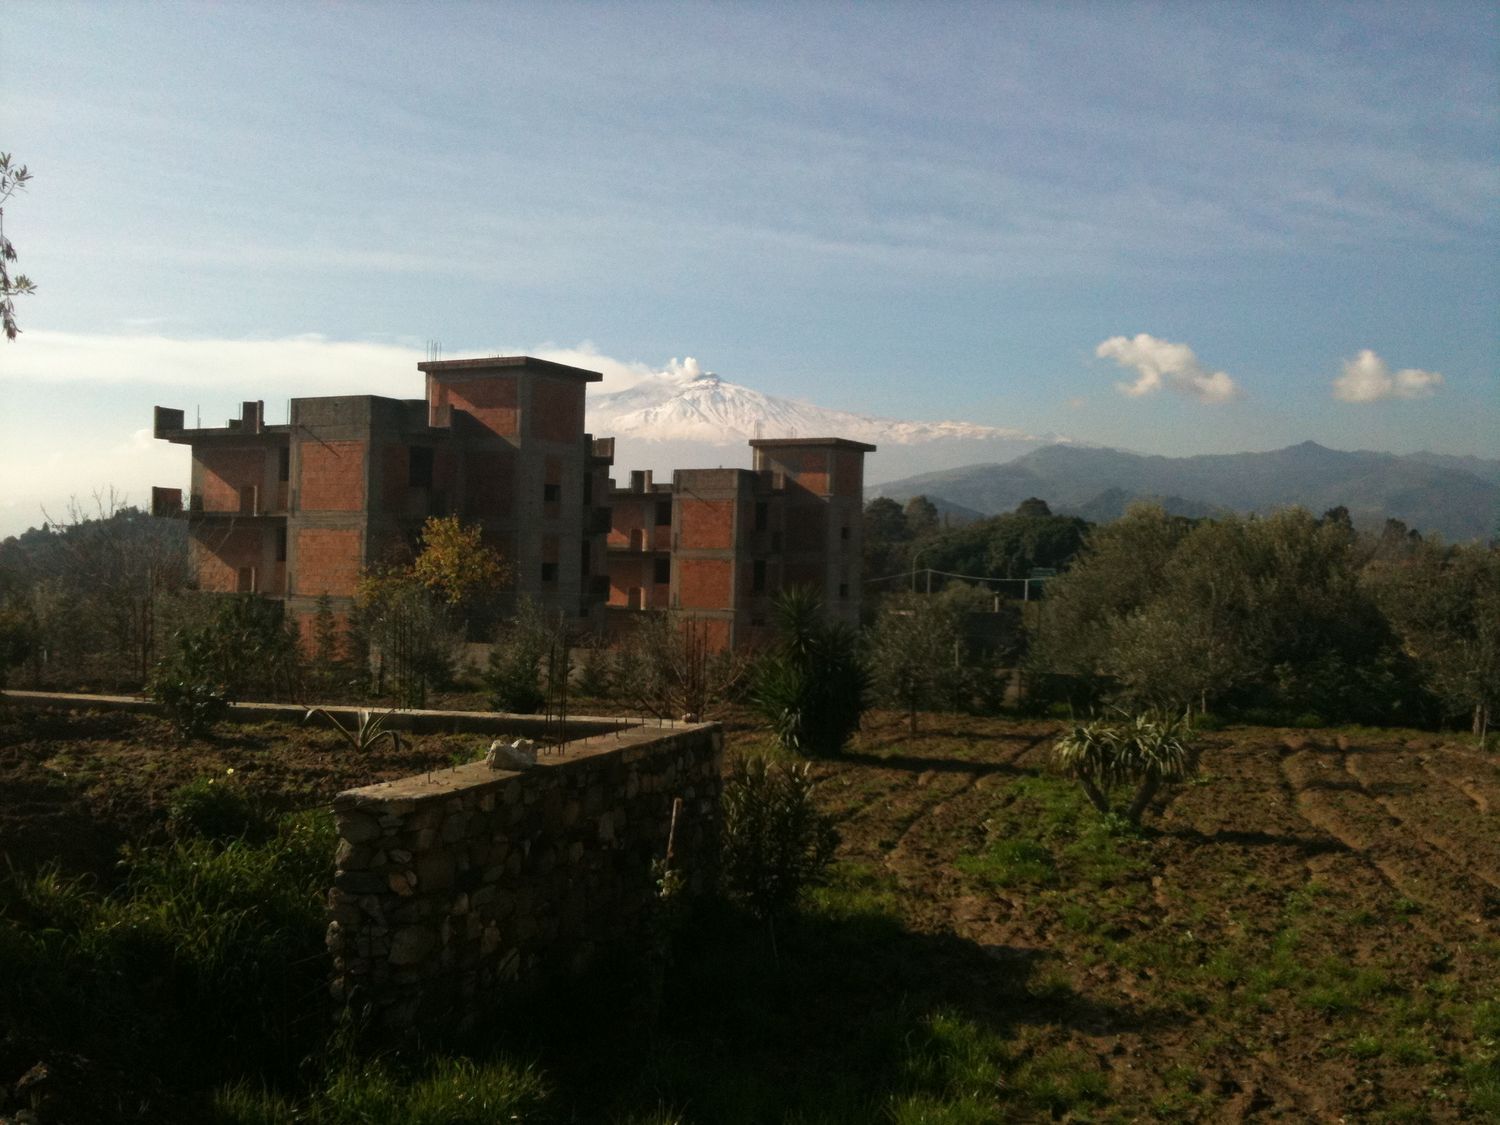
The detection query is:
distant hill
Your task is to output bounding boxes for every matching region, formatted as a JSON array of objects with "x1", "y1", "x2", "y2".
[{"x1": 868, "y1": 441, "x2": 1500, "y2": 541}]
